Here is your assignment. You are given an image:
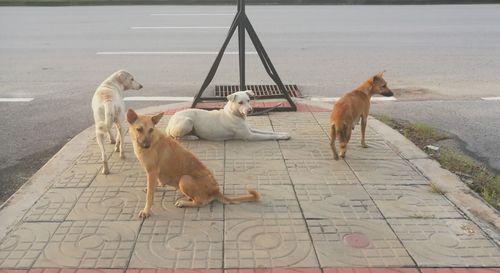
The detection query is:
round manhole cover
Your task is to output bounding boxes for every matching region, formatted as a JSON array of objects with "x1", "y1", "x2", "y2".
[{"x1": 343, "y1": 232, "x2": 371, "y2": 248}]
